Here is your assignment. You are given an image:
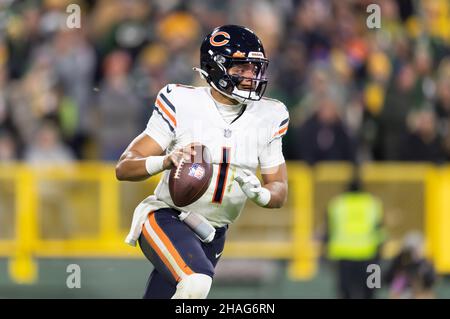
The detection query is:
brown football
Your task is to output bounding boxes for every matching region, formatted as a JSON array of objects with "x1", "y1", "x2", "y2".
[{"x1": 169, "y1": 144, "x2": 213, "y2": 207}]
